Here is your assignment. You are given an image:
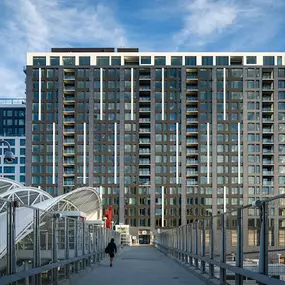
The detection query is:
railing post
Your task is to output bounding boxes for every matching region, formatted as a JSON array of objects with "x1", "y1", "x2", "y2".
[
  {"x1": 74, "y1": 219, "x2": 78, "y2": 273},
  {"x1": 235, "y1": 208, "x2": 243, "y2": 285},
  {"x1": 6, "y1": 201, "x2": 17, "y2": 276},
  {"x1": 195, "y1": 222, "x2": 199, "y2": 268},
  {"x1": 32, "y1": 208, "x2": 41, "y2": 285},
  {"x1": 189, "y1": 223, "x2": 193, "y2": 266},
  {"x1": 220, "y1": 214, "x2": 226, "y2": 284},
  {"x1": 185, "y1": 225, "x2": 188, "y2": 264},
  {"x1": 201, "y1": 219, "x2": 206, "y2": 274},
  {"x1": 82, "y1": 221, "x2": 85, "y2": 269},
  {"x1": 52, "y1": 214, "x2": 59, "y2": 285},
  {"x1": 65, "y1": 218, "x2": 70, "y2": 279},
  {"x1": 209, "y1": 217, "x2": 214, "y2": 278},
  {"x1": 258, "y1": 202, "x2": 269, "y2": 285}
]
